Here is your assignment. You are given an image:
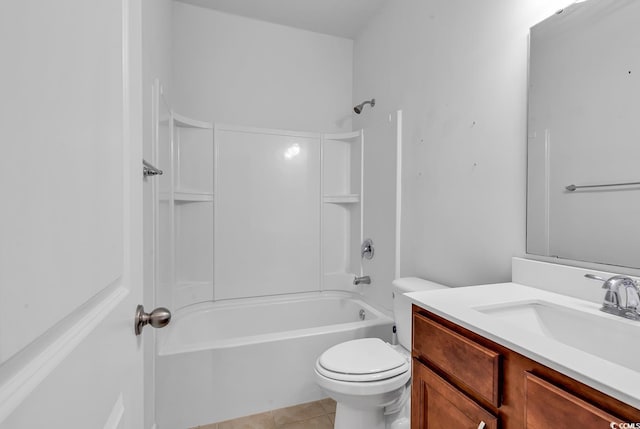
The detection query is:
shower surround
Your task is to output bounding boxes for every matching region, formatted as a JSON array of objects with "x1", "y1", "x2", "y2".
[{"x1": 154, "y1": 95, "x2": 379, "y2": 427}]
